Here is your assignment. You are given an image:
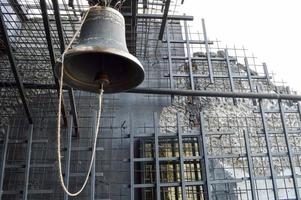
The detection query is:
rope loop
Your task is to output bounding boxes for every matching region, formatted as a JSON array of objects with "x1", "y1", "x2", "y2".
[{"x1": 57, "y1": 4, "x2": 104, "y2": 197}]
